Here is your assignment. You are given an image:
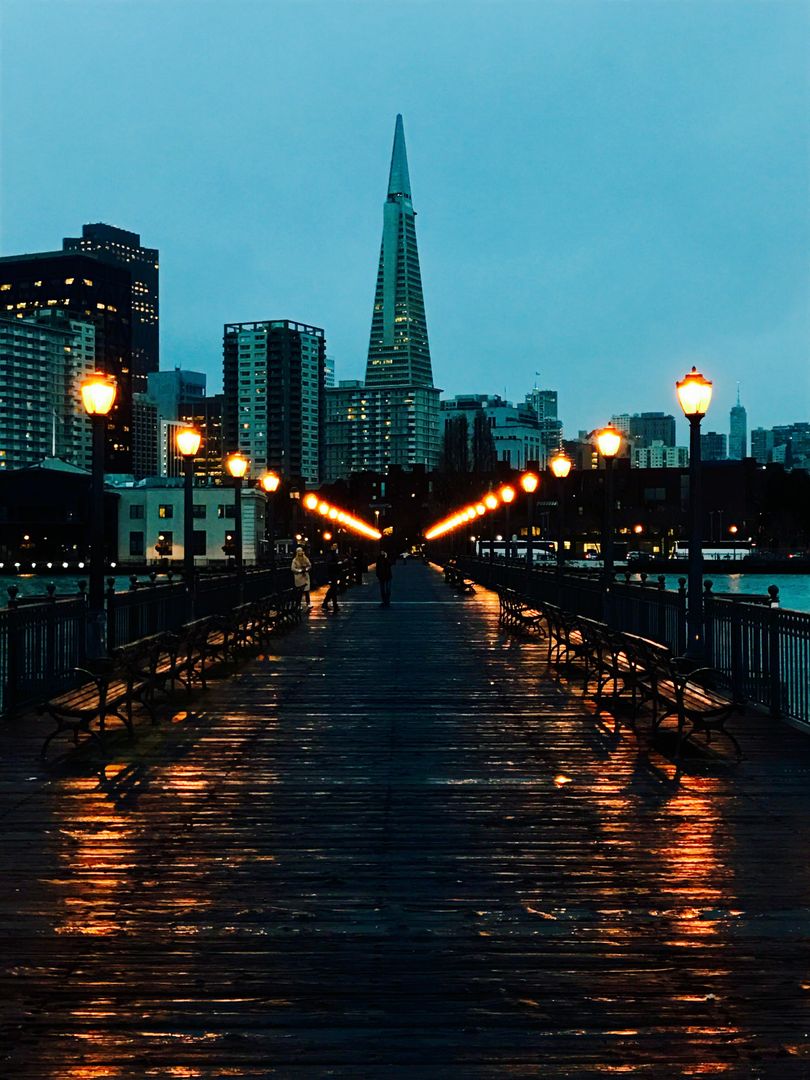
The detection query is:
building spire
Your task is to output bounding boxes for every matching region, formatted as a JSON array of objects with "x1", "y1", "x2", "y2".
[
  {"x1": 736, "y1": 382, "x2": 741, "y2": 406},
  {"x1": 387, "y1": 114, "x2": 411, "y2": 199}
]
